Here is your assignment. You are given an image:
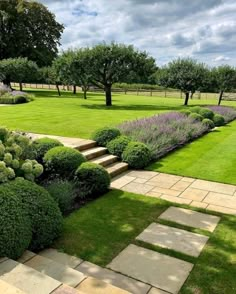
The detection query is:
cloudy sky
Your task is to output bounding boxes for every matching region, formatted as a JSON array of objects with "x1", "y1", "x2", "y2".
[{"x1": 39, "y1": 0, "x2": 236, "y2": 66}]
